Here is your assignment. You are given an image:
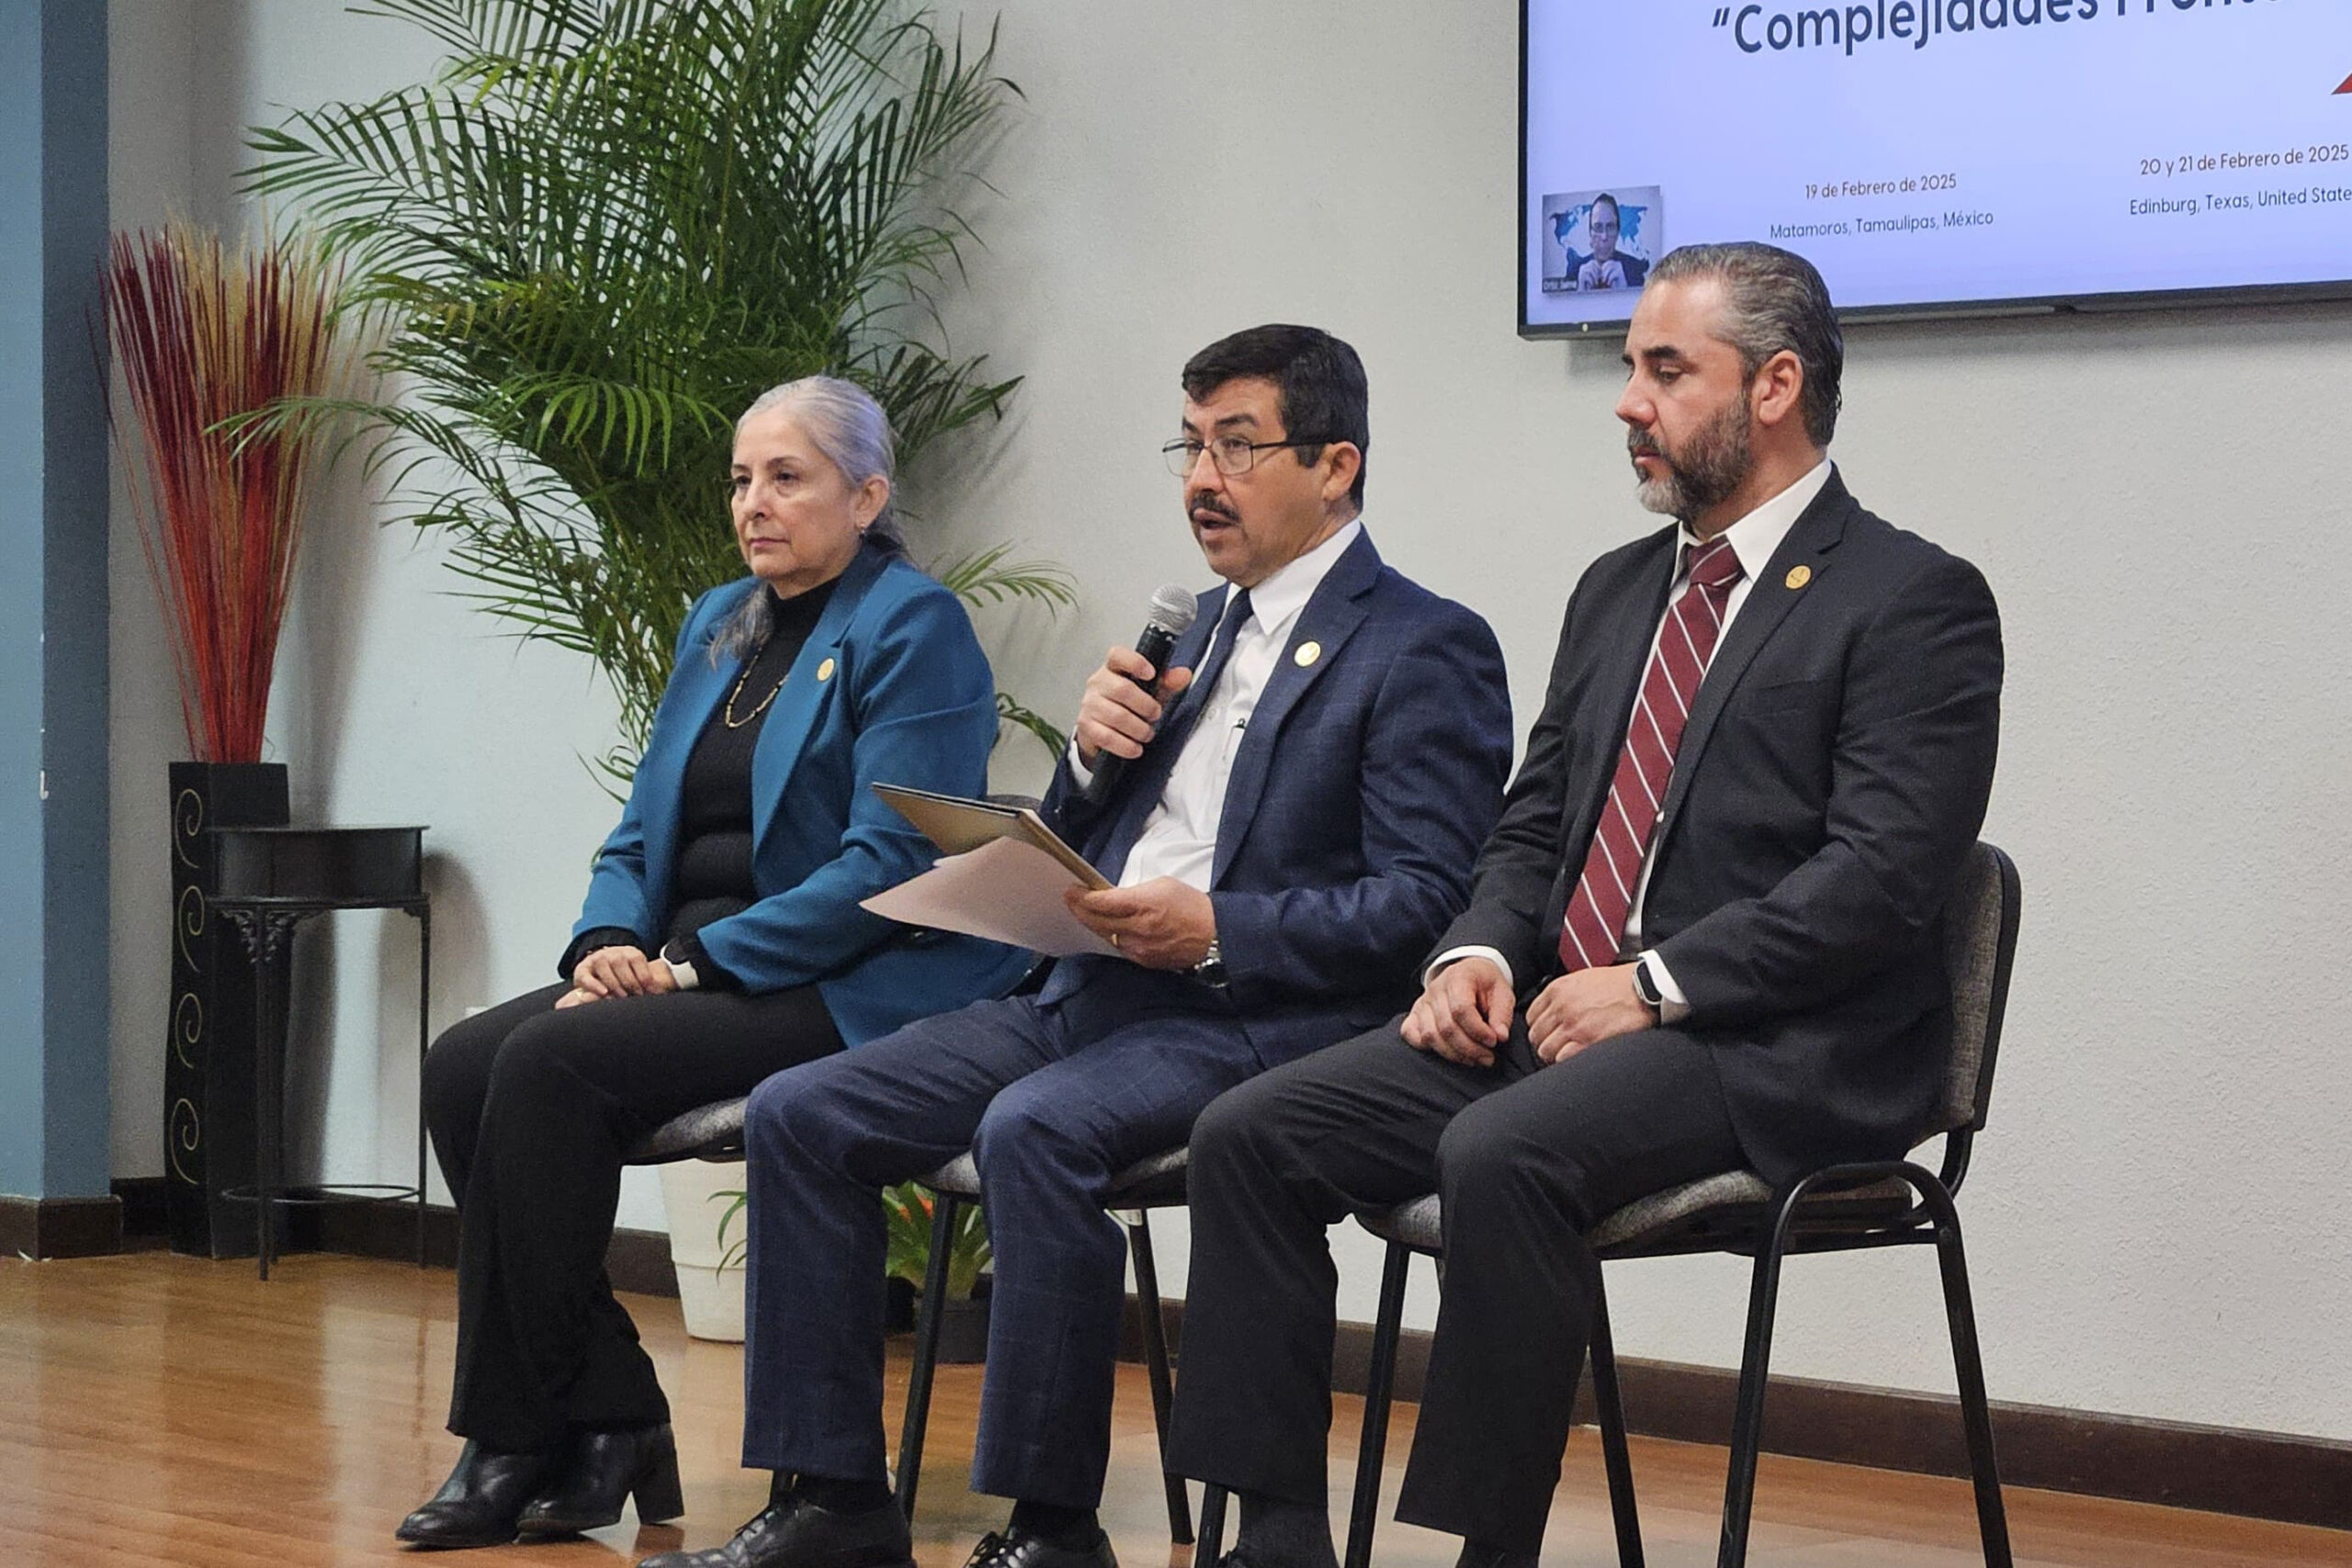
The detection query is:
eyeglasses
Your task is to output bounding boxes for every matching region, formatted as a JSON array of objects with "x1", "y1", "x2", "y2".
[{"x1": 1161, "y1": 434, "x2": 1339, "y2": 479}]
